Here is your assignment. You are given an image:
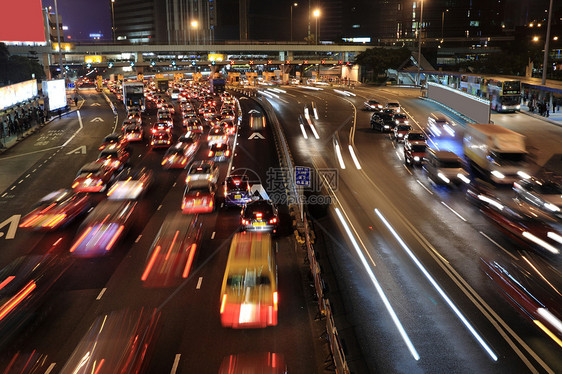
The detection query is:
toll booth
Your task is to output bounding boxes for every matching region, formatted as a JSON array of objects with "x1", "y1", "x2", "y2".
[
  {"x1": 246, "y1": 72, "x2": 257, "y2": 86},
  {"x1": 228, "y1": 73, "x2": 240, "y2": 86}
]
